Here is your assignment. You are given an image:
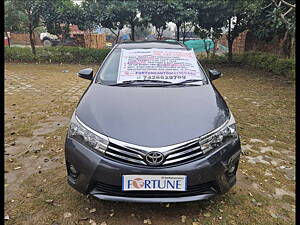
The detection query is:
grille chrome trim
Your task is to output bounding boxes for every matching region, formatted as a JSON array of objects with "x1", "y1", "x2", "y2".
[
  {"x1": 163, "y1": 139, "x2": 200, "y2": 155},
  {"x1": 108, "y1": 145, "x2": 144, "y2": 159},
  {"x1": 108, "y1": 136, "x2": 200, "y2": 154},
  {"x1": 105, "y1": 138, "x2": 203, "y2": 166},
  {"x1": 103, "y1": 114, "x2": 232, "y2": 166},
  {"x1": 106, "y1": 151, "x2": 147, "y2": 165},
  {"x1": 165, "y1": 145, "x2": 201, "y2": 160},
  {"x1": 164, "y1": 150, "x2": 204, "y2": 165}
]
